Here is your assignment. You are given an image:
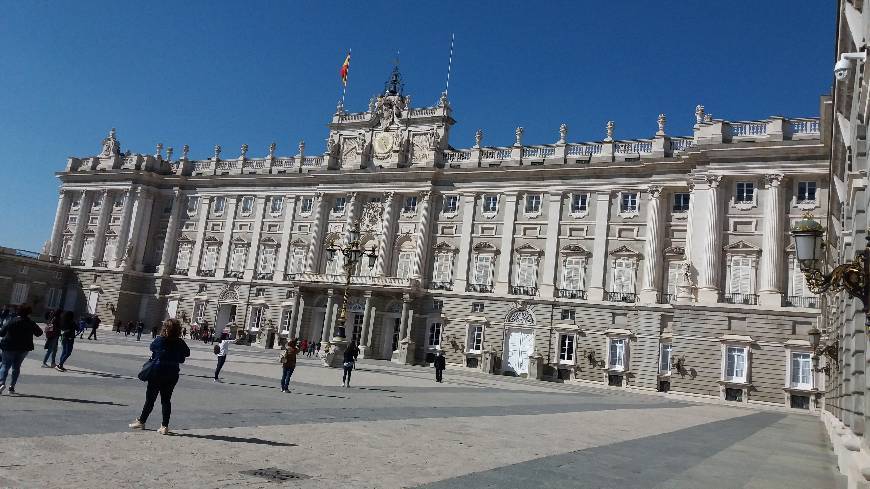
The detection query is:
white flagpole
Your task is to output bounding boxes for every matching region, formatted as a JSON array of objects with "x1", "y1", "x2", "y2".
[{"x1": 445, "y1": 33, "x2": 455, "y2": 96}]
